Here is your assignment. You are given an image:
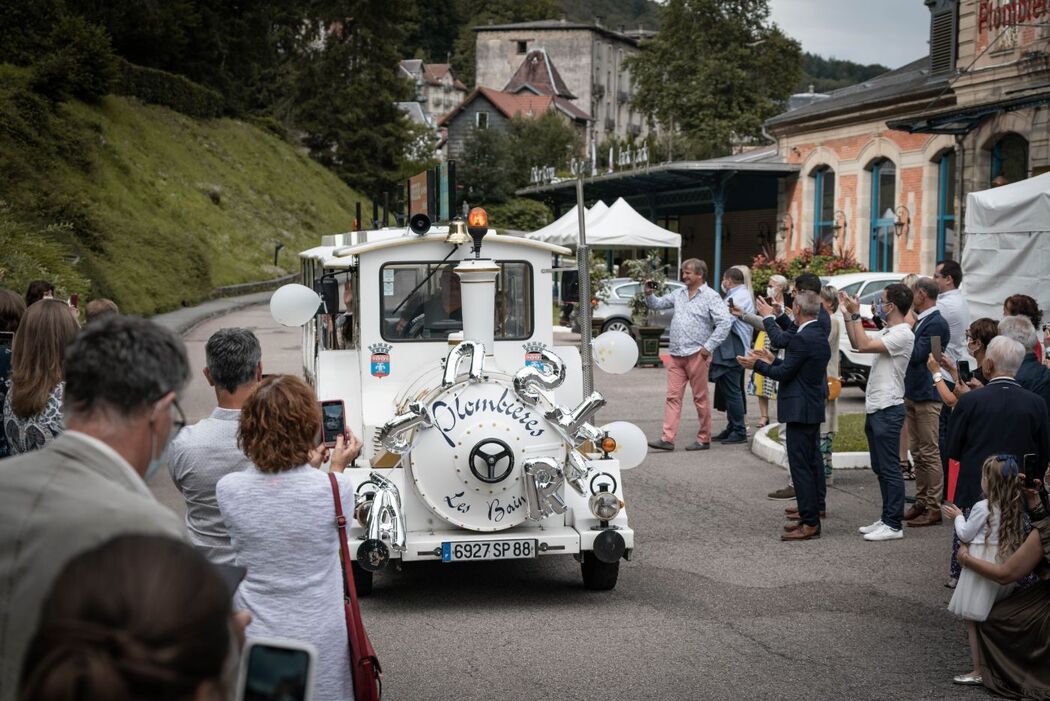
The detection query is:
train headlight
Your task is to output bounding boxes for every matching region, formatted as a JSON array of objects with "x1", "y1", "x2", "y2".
[{"x1": 589, "y1": 491, "x2": 622, "y2": 521}]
